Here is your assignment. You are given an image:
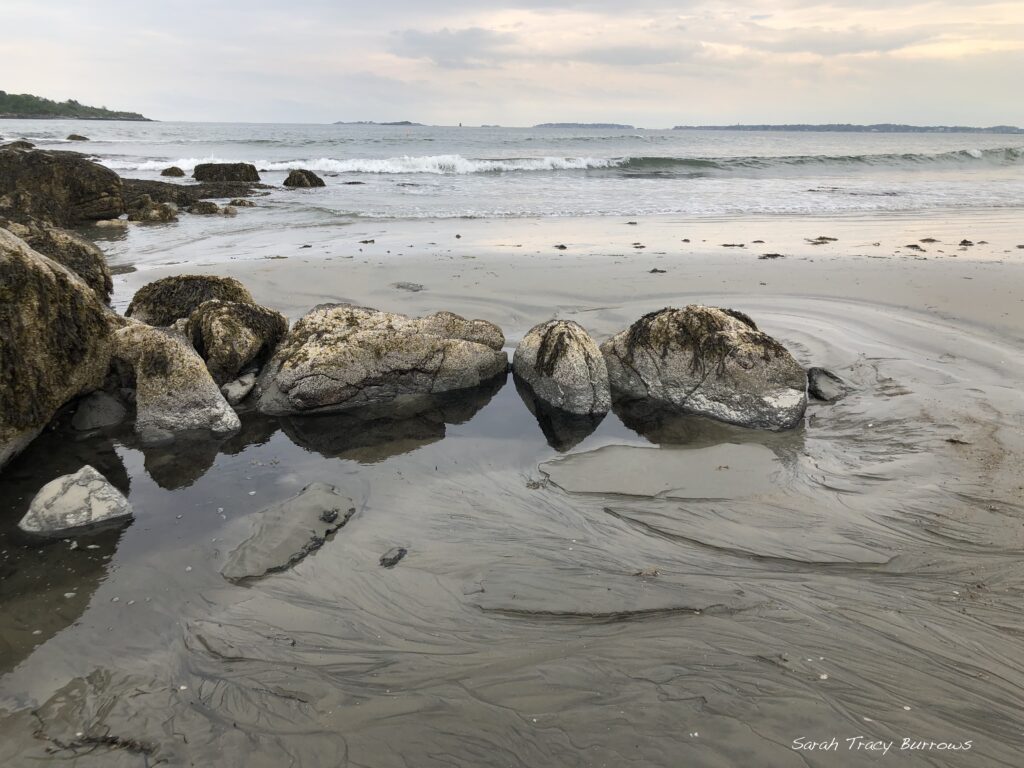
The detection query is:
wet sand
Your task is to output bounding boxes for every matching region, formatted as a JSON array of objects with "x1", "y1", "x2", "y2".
[{"x1": 2, "y1": 210, "x2": 1023, "y2": 766}]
